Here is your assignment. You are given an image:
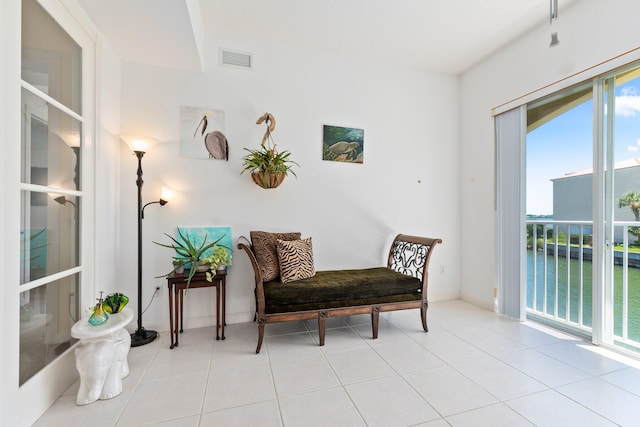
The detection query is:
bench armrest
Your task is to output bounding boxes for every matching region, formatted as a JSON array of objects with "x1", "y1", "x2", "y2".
[
  {"x1": 387, "y1": 234, "x2": 442, "y2": 295},
  {"x1": 237, "y1": 236, "x2": 266, "y2": 315}
]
